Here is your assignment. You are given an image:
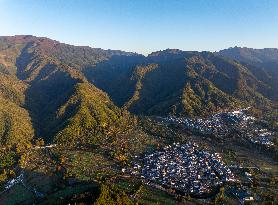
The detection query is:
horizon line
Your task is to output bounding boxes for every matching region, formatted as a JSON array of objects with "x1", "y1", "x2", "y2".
[{"x1": 1, "y1": 34, "x2": 278, "y2": 56}]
